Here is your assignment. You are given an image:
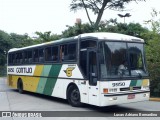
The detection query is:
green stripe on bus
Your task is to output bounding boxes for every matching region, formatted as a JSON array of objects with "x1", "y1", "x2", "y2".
[
  {"x1": 36, "y1": 78, "x2": 48, "y2": 94},
  {"x1": 49, "y1": 64, "x2": 62, "y2": 77},
  {"x1": 130, "y1": 80, "x2": 137, "y2": 87},
  {"x1": 42, "y1": 65, "x2": 52, "y2": 76},
  {"x1": 43, "y1": 64, "x2": 62, "y2": 95},
  {"x1": 136, "y1": 80, "x2": 142, "y2": 86},
  {"x1": 36, "y1": 65, "x2": 52, "y2": 93}
]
